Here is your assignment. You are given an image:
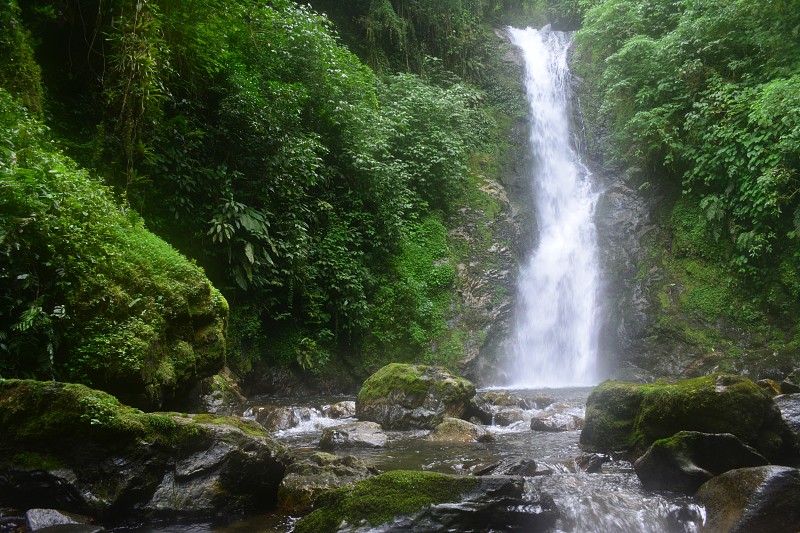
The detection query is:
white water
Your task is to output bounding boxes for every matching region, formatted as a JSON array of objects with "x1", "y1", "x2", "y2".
[{"x1": 506, "y1": 27, "x2": 600, "y2": 388}]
